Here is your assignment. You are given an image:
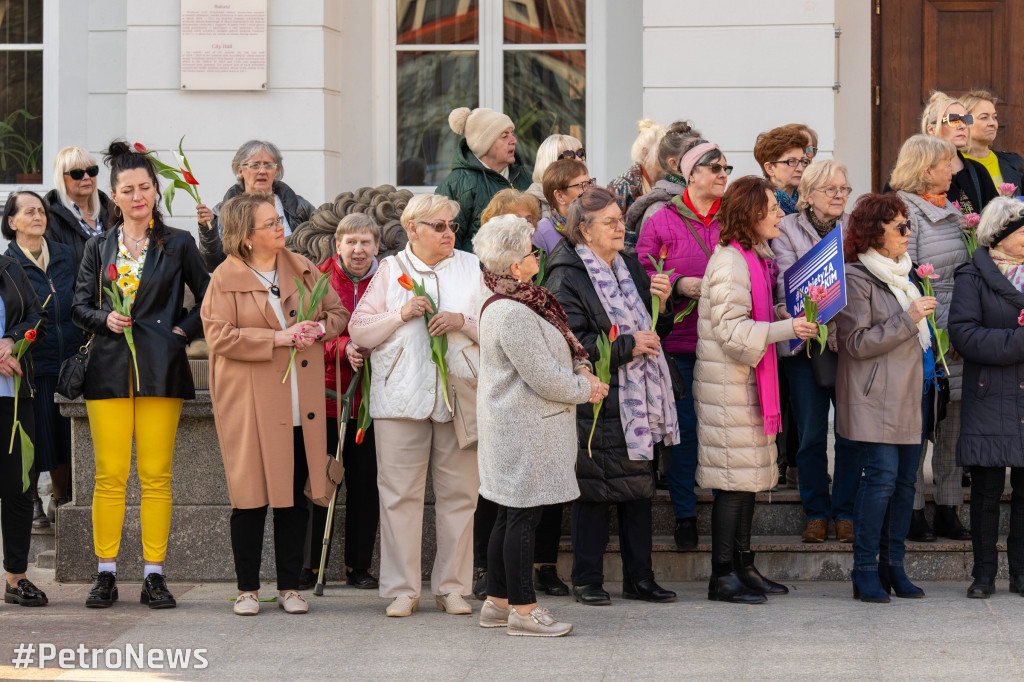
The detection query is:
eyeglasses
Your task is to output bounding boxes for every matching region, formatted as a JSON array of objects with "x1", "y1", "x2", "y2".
[
  {"x1": 805, "y1": 146, "x2": 818, "y2": 157},
  {"x1": 564, "y1": 178, "x2": 597, "y2": 191},
  {"x1": 941, "y1": 113, "x2": 973, "y2": 128},
  {"x1": 252, "y1": 216, "x2": 285, "y2": 230},
  {"x1": 241, "y1": 162, "x2": 279, "y2": 171},
  {"x1": 770, "y1": 158, "x2": 811, "y2": 168},
  {"x1": 64, "y1": 165, "x2": 99, "y2": 180},
  {"x1": 815, "y1": 185, "x2": 853, "y2": 199},
  {"x1": 587, "y1": 216, "x2": 626, "y2": 228},
  {"x1": 698, "y1": 163, "x2": 733, "y2": 176},
  {"x1": 524, "y1": 247, "x2": 542, "y2": 260},
  {"x1": 558, "y1": 148, "x2": 586, "y2": 161},
  {"x1": 418, "y1": 220, "x2": 460, "y2": 233},
  {"x1": 889, "y1": 221, "x2": 911, "y2": 237}
]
